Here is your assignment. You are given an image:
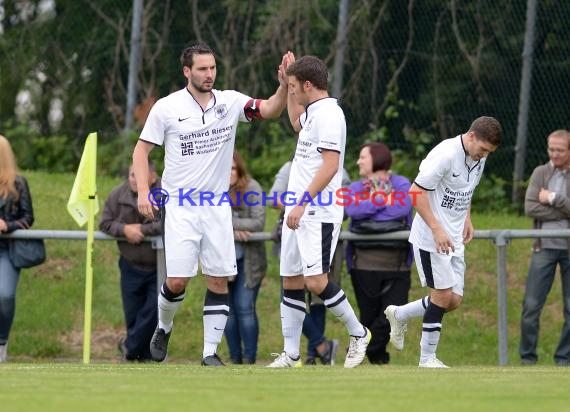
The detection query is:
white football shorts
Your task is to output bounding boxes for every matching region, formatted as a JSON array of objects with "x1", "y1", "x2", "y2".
[
  {"x1": 280, "y1": 220, "x2": 341, "y2": 277},
  {"x1": 163, "y1": 200, "x2": 237, "y2": 277},
  {"x1": 412, "y1": 244, "x2": 465, "y2": 296}
]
